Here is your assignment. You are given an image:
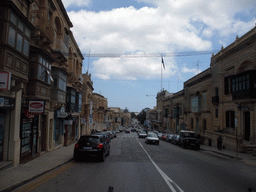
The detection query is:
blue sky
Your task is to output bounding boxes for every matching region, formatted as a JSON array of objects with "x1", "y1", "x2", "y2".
[{"x1": 62, "y1": 0, "x2": 256, "y2": 112}]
